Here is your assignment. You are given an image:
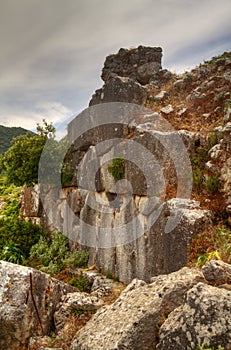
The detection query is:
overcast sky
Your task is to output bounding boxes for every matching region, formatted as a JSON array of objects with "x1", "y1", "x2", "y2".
[{"x1": 0, "y1": 0, "x2": 231, "y2": 133}]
